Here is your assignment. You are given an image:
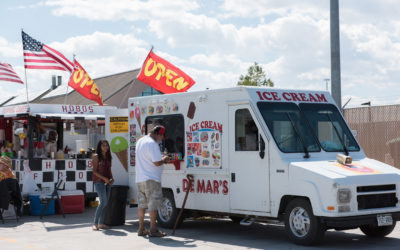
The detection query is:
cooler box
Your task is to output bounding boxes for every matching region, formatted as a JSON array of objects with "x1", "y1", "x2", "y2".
[
  {"x1": 56, "y1": 190, "x2": 84, "y2": 214},
  {"x1": 29, "y1": 194, "x2": 55, "y2": 216}
]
